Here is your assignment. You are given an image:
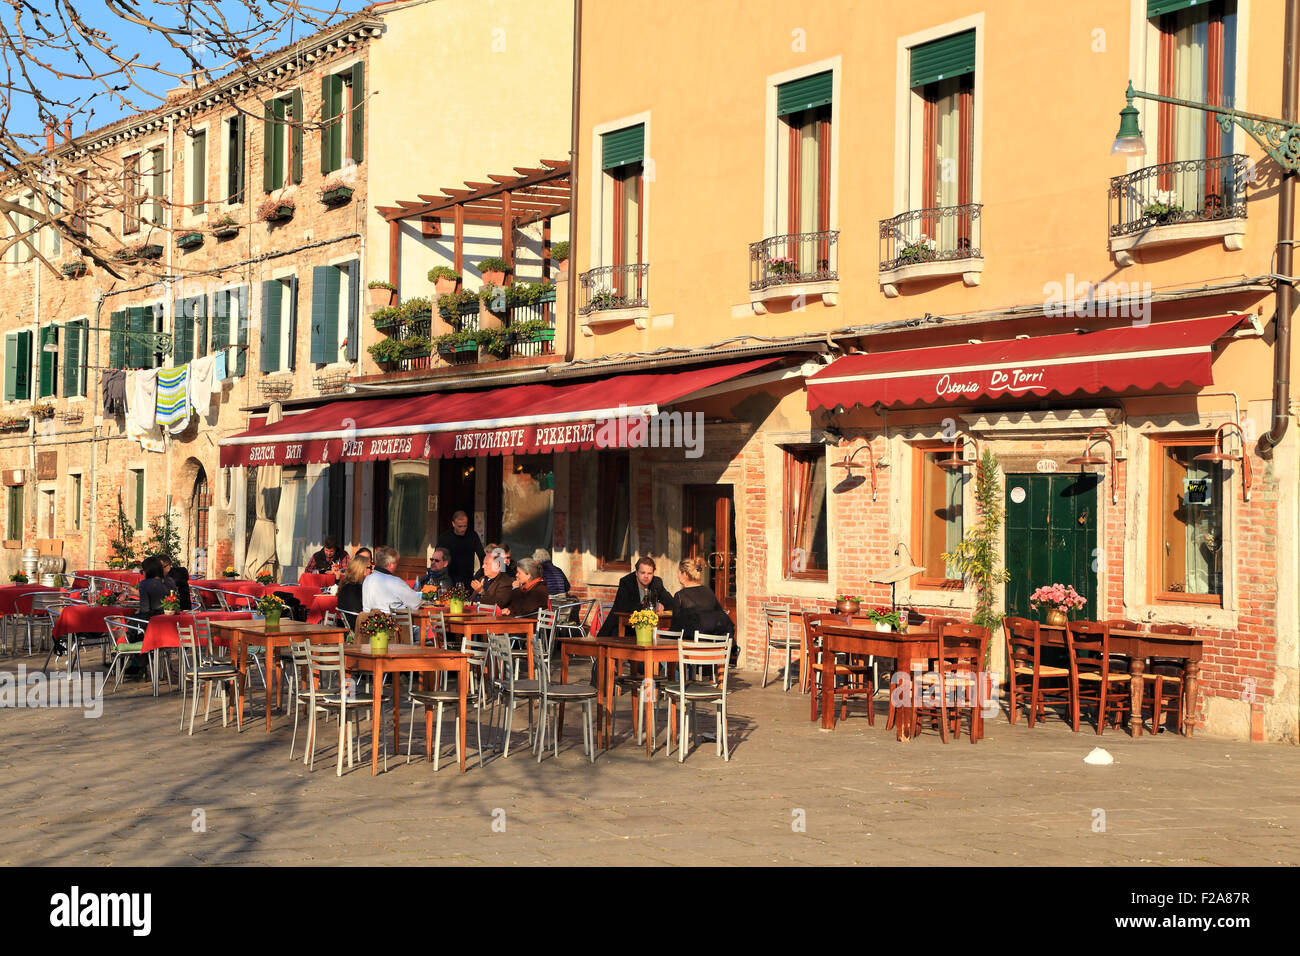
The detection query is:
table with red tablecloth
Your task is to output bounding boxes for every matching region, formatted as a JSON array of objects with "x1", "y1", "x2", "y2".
[
  {"x1": 51, "y1": 604, "x2": 134, "y2": 640},
  {"x1": 0, "y1": 584, "x2": 64, "y2": 615},
  {"x1": 297, "y1": 572, "x2": 338, "y2": 591},
  {"x1": 141, "y1": 611, "x2": 257, "y2": 653},
  {"x1": 12, "y1": 588, "x2": 75, "y2": 615},
  {"x1": 305, "y1": 594, "x2": 338, "y2": 624},
  {"x1": 72, "y1": 570, "x2": 144, "y2": 589}
]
